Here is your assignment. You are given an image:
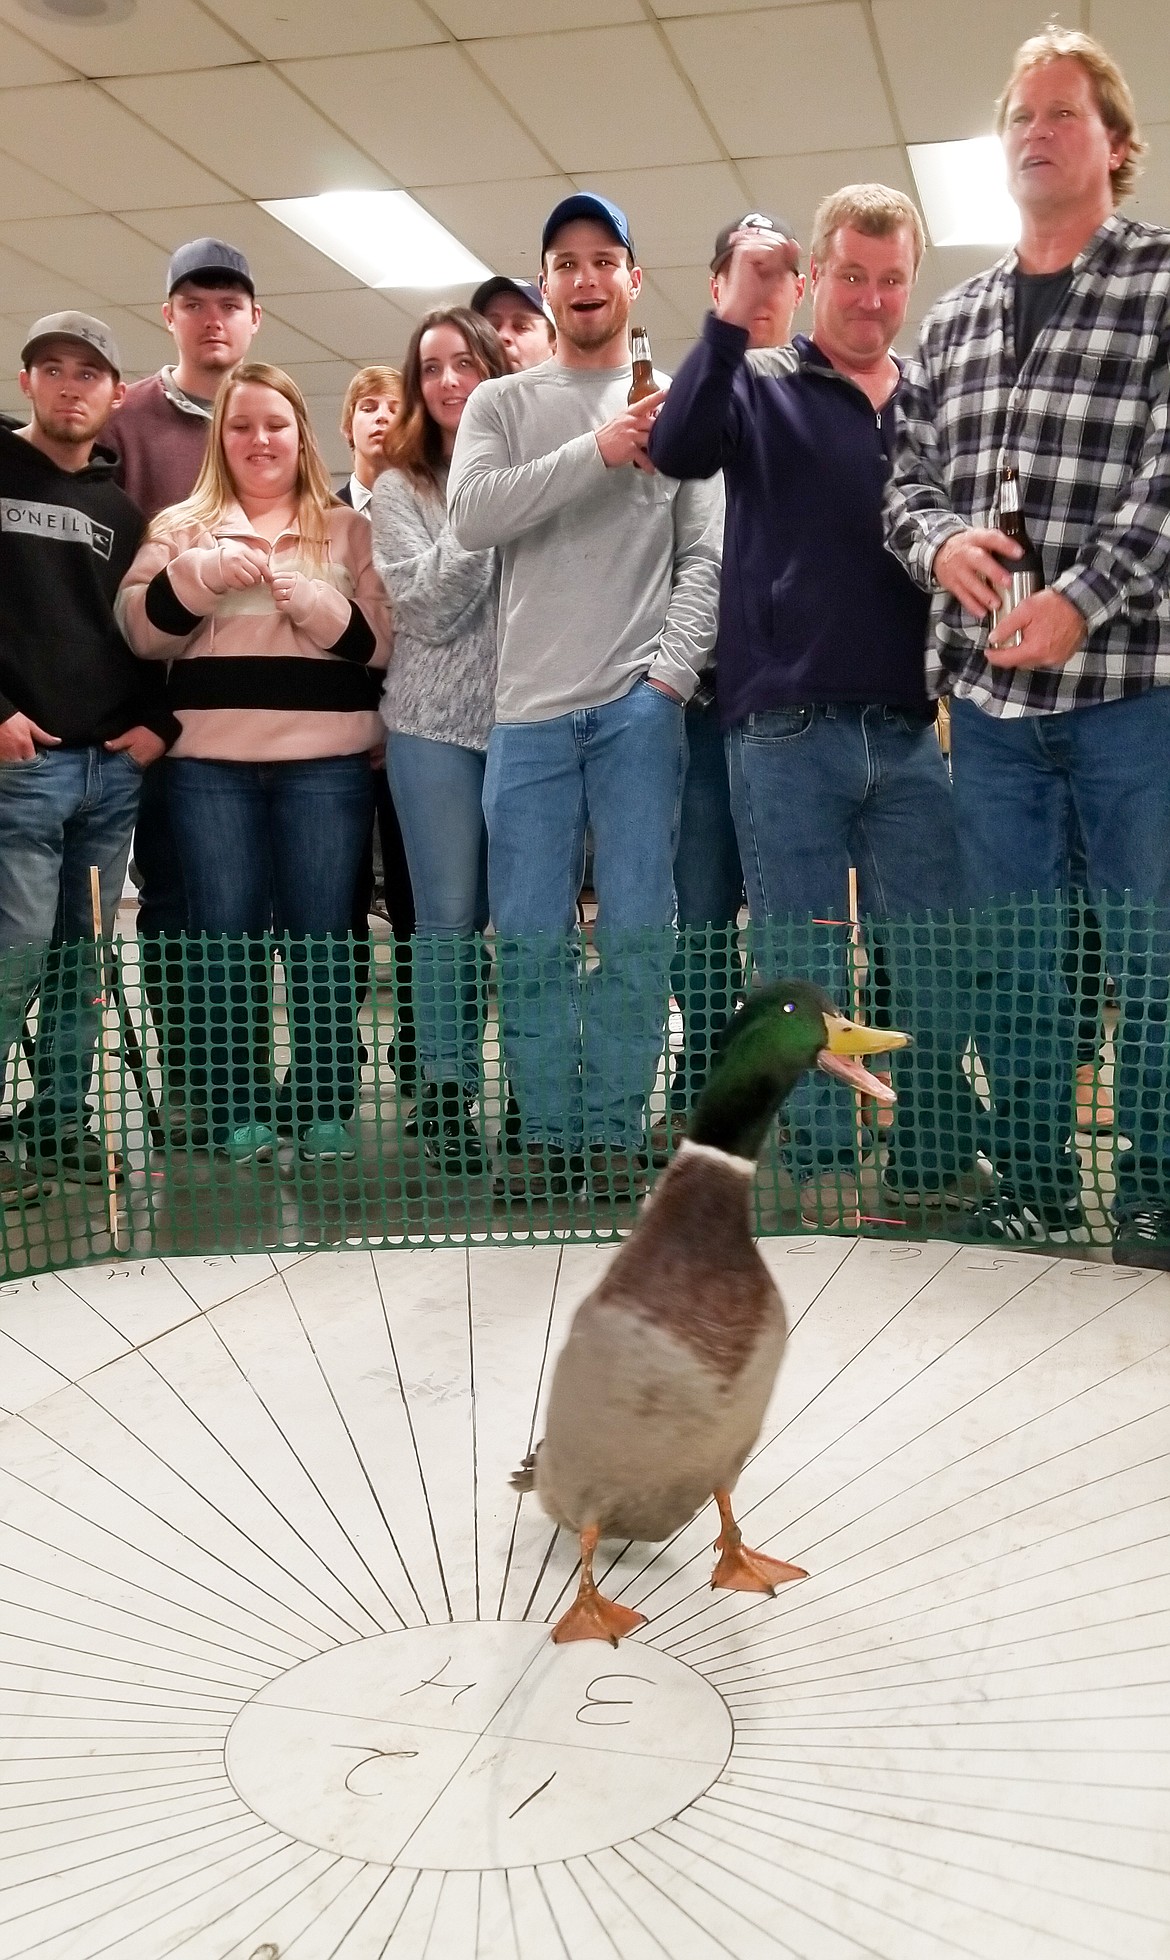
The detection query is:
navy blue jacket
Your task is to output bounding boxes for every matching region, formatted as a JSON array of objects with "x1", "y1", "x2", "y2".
[{"x1": 648, "y1": 316, "x2": 931, "y2": 728}]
